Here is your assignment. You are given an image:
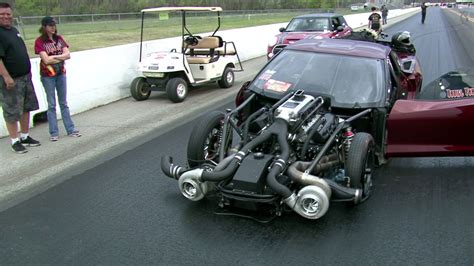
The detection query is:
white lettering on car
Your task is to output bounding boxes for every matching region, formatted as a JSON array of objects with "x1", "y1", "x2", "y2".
[
  {"x1": 446, "y1": 89, "x2": 465, "y2": 98},
  {"x1": 464, "y1": 87, "x2": 474, "y2": 97}
]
